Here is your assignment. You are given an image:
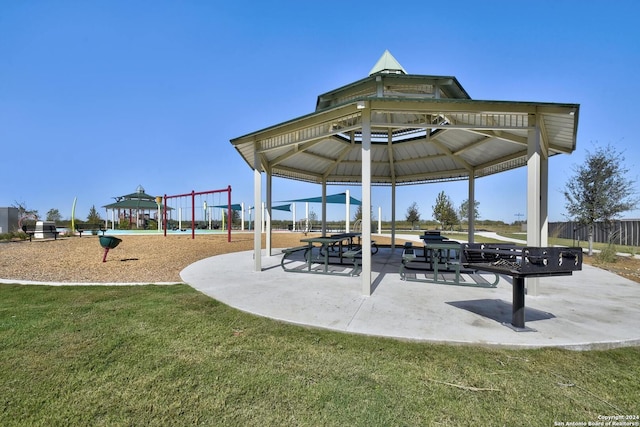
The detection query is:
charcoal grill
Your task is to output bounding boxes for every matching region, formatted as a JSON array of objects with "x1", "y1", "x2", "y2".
[{"x1": 461, "y1": 243, "x2": 582, "y2": 331}]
